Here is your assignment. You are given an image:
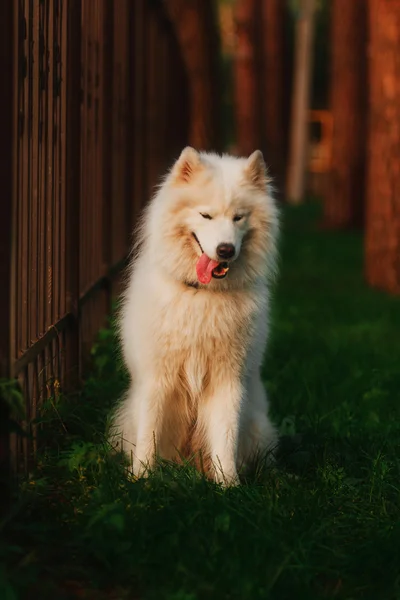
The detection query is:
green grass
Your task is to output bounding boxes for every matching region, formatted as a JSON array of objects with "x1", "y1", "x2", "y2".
[{"x1": 2, "y1": 203, "x2": 400, "y2": 599}]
